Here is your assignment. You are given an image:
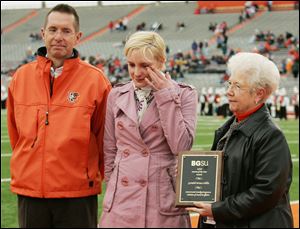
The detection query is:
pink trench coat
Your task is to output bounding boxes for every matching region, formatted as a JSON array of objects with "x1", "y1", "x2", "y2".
[{"x1": 99, "y1": 81, "x2": 198, "y2": 228}]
